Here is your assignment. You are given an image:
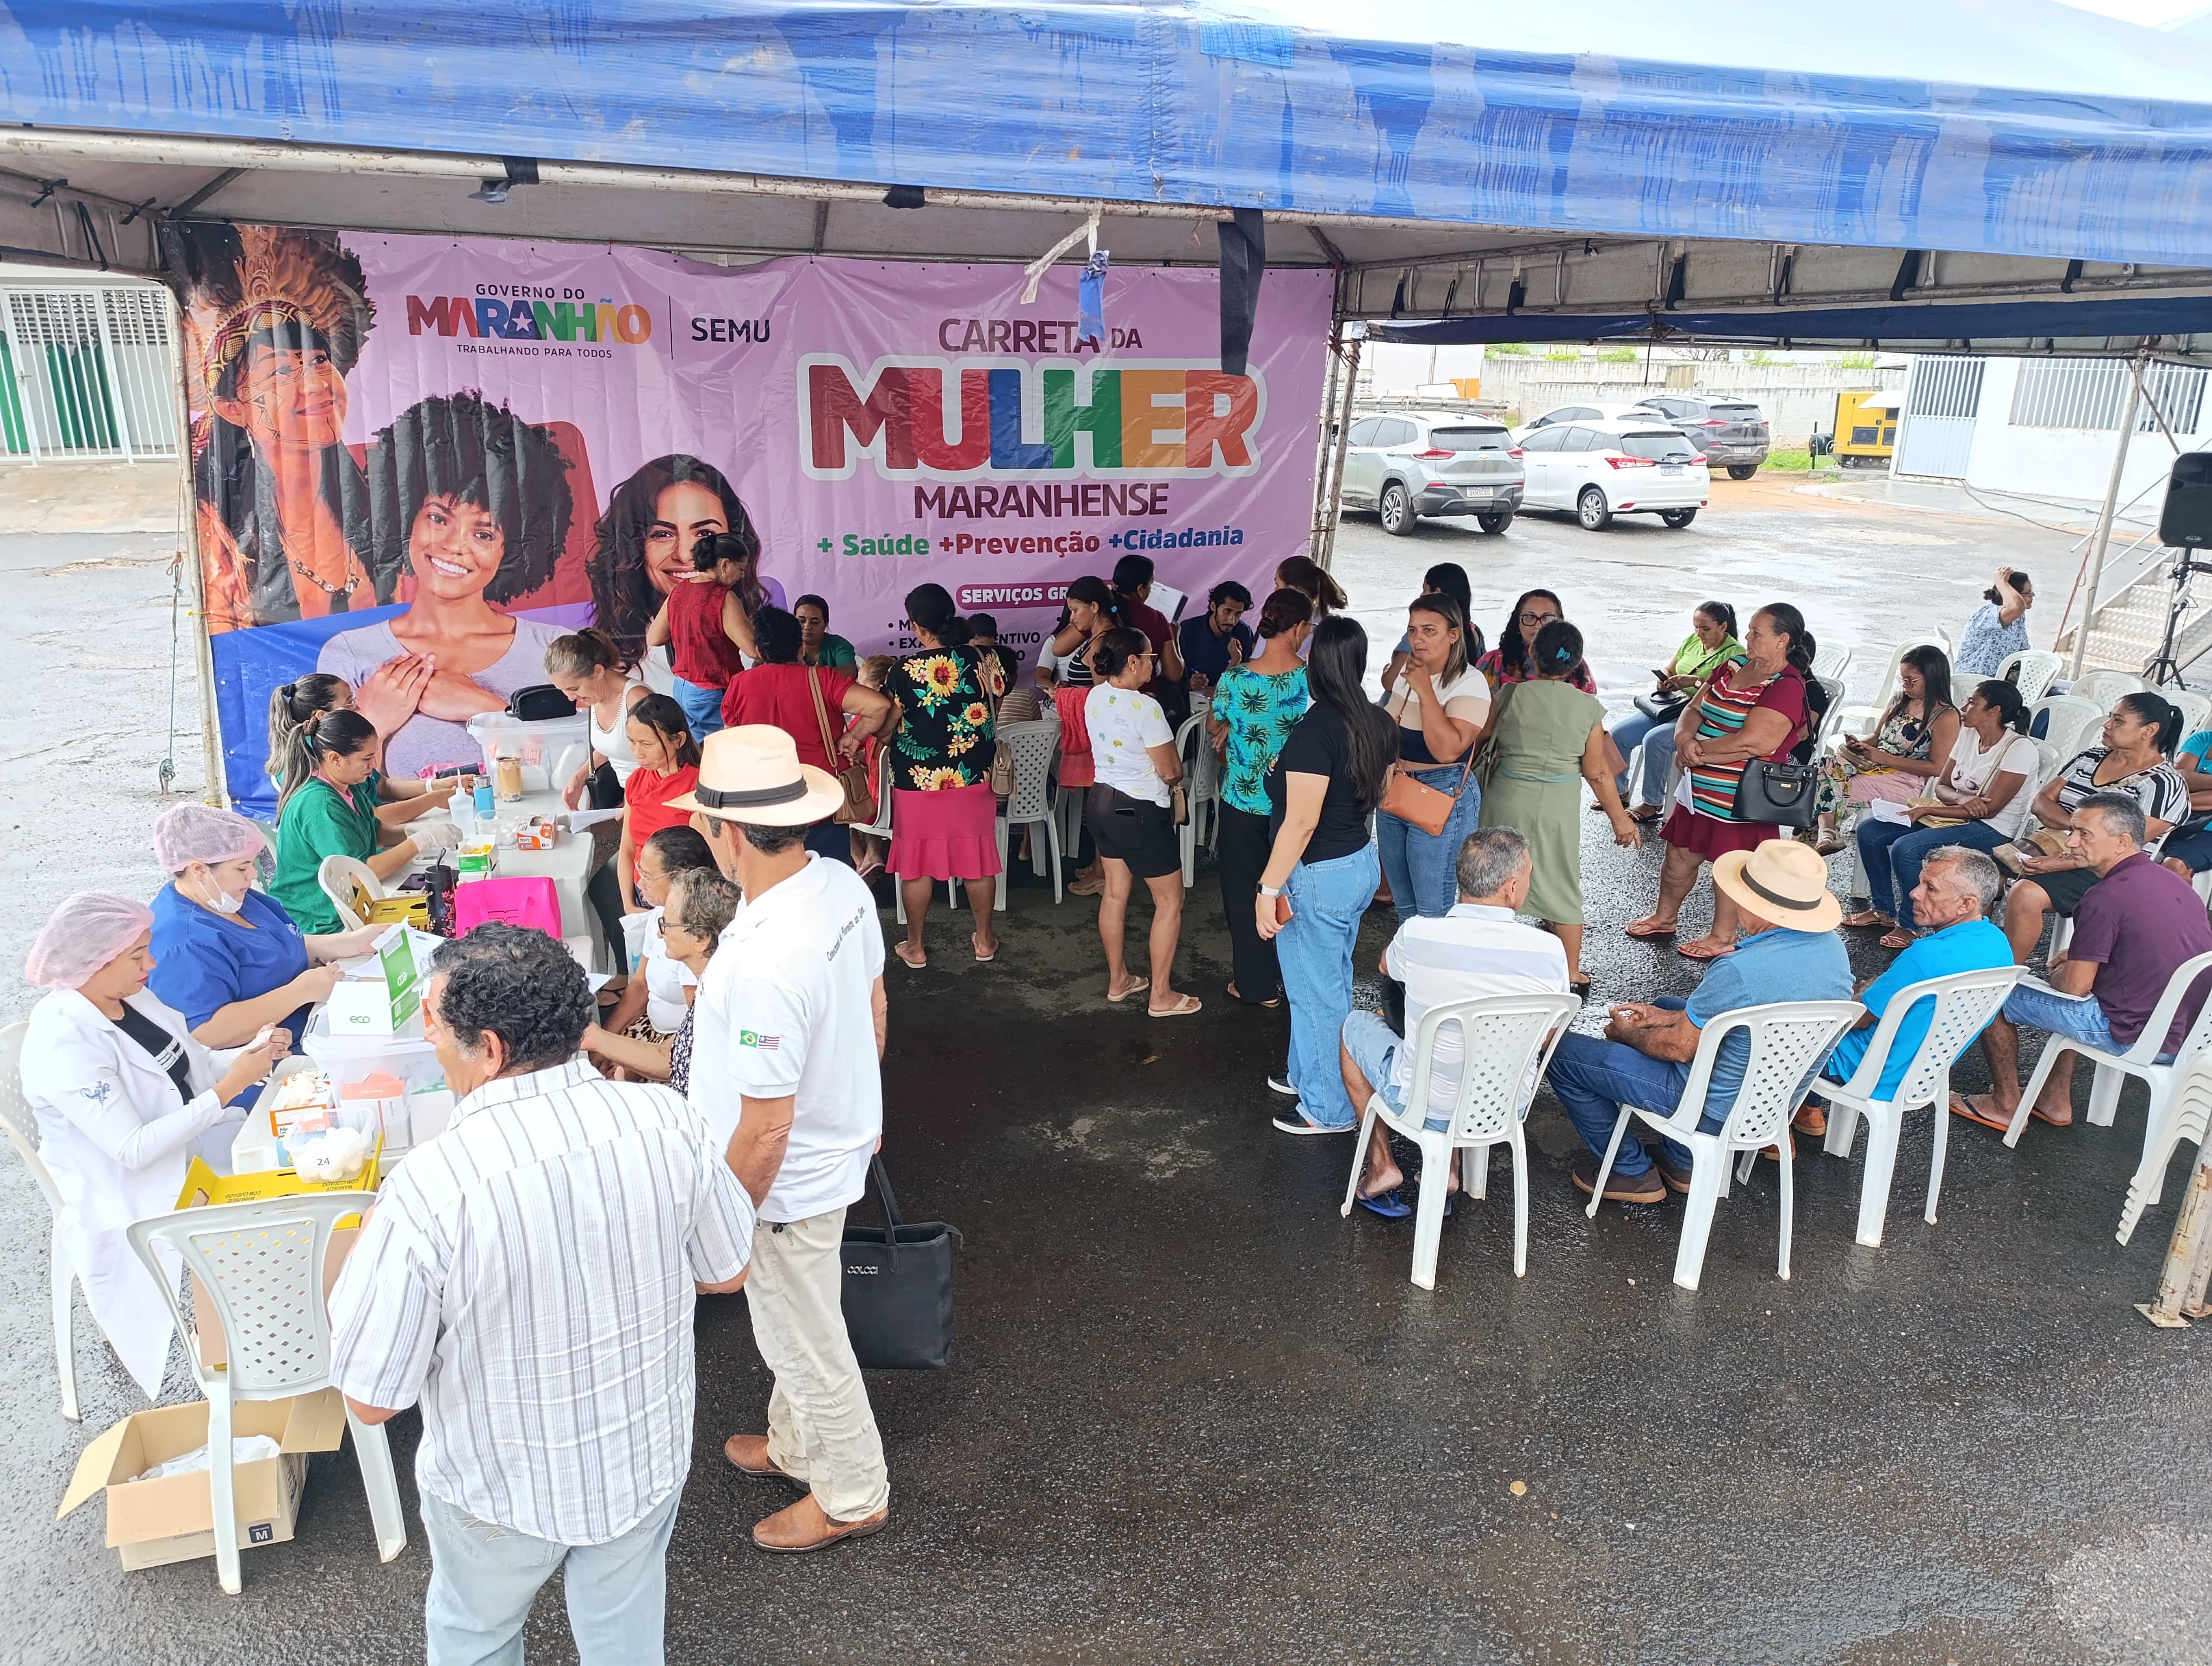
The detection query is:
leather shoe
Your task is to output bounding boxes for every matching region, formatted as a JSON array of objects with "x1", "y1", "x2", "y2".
[
  {"x1": 1570, "y1": 1157, "x2": 1666, "y2": 1205},
  {"x1": 753, "y1": 1493, "x2": 889, "y2": 1554},
  {"x1": 724, "y1": 1434, "x2": 806, "y2": 1488}
]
